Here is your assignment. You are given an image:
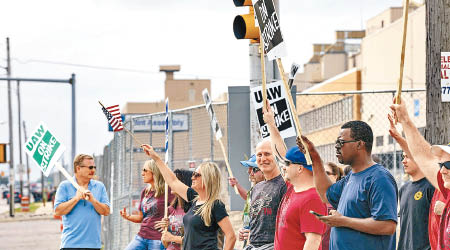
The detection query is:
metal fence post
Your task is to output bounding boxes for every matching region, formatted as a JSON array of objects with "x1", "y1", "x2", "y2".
[{"x1": 128, "y1": 120, "x2": 133, "y2": 244}]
